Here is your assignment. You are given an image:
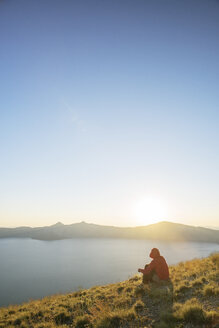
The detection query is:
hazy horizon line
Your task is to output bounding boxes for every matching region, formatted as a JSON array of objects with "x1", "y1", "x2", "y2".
[{"x1": 1, "y1": 220, "x2": 219, "y2": 230}]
